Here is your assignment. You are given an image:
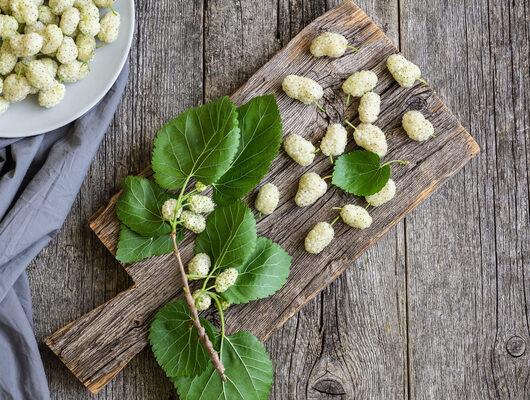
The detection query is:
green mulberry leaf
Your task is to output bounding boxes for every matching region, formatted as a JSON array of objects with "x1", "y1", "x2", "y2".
[
  {"x1": 115, "y1": 225, "x2": 172, "y2": 263},
  {"x1": 116, "y1": 176, "x2": 172, "y2": 237},
  {"x1": 332, "y1": 150, "x2": 390, "y2": 196},
  {"x1": 223, "y1": 237, "x2": 291, "y2": 304},
  {"x1": 213, "y1": 95, "x2": 283, "y2": 205},
  {"x1": 195, "y1": 201, "x2": 257, "y2": 271},
  {"x1": 152, "y1": 96, "x2": 240, "y2": 190},
  {"x1": 149, "y1": 300, "x2": 219, "y2": 378},
  {"x1": 115, "y1": 224, "x2": 184, "y2": 264},
  {"x1": 174, "y1": 331, "x2": 273, "y2": 400}
]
